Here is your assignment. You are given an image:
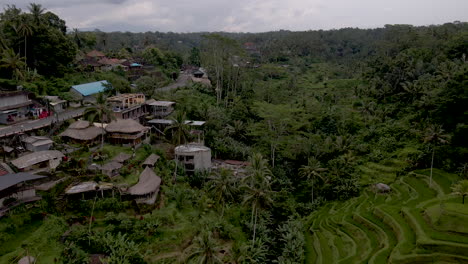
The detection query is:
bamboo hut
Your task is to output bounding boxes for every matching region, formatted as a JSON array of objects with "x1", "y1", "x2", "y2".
[
  {"x1": 127, "y1": 167, "x2": 161, "y2": 204},
  {"x1": 60, "y1": 120, "x2": 105, "y2": 144},
  {"x1": 142, "y1": 153, "x2": 160, "y2": 168},
  {"x1": 105, "y1": 119, "x2": 149, "y2": 147}
]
